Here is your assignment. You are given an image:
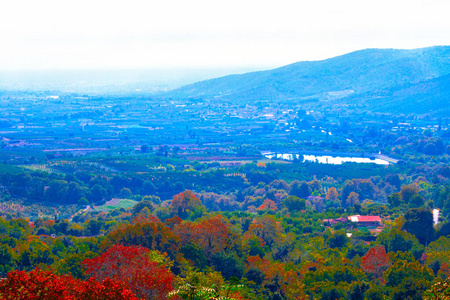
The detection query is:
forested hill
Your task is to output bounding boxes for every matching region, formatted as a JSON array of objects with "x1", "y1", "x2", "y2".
[
  {"x1": 344, "y1": 72, "x2": 450, "y2": 115},
  {"x1": 164, "y1": 46, "x2": 450, "y2": 107}
]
